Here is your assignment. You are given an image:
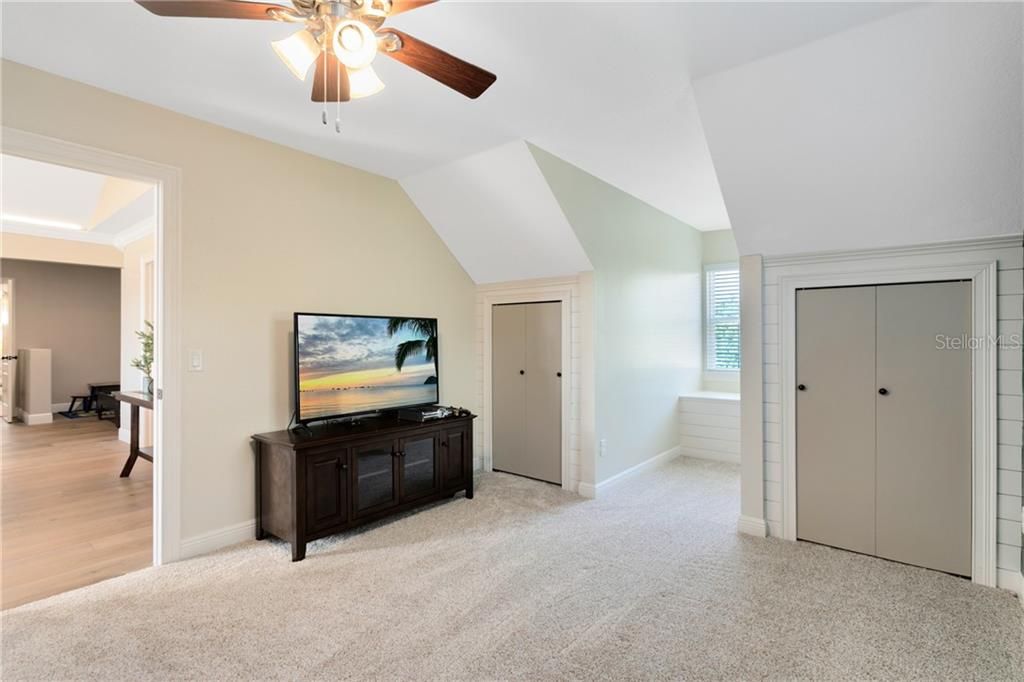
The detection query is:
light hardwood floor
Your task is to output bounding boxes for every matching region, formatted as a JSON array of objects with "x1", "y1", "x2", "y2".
[{"x1": 1, "y1": 417, "x2": 151, "y2": 610}]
